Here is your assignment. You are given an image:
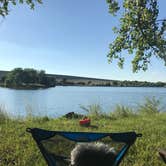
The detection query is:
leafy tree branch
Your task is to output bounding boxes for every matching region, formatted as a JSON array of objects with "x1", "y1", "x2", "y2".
[{"x1": 107, "y1": 0, "x2": 166, "y2": 72}]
